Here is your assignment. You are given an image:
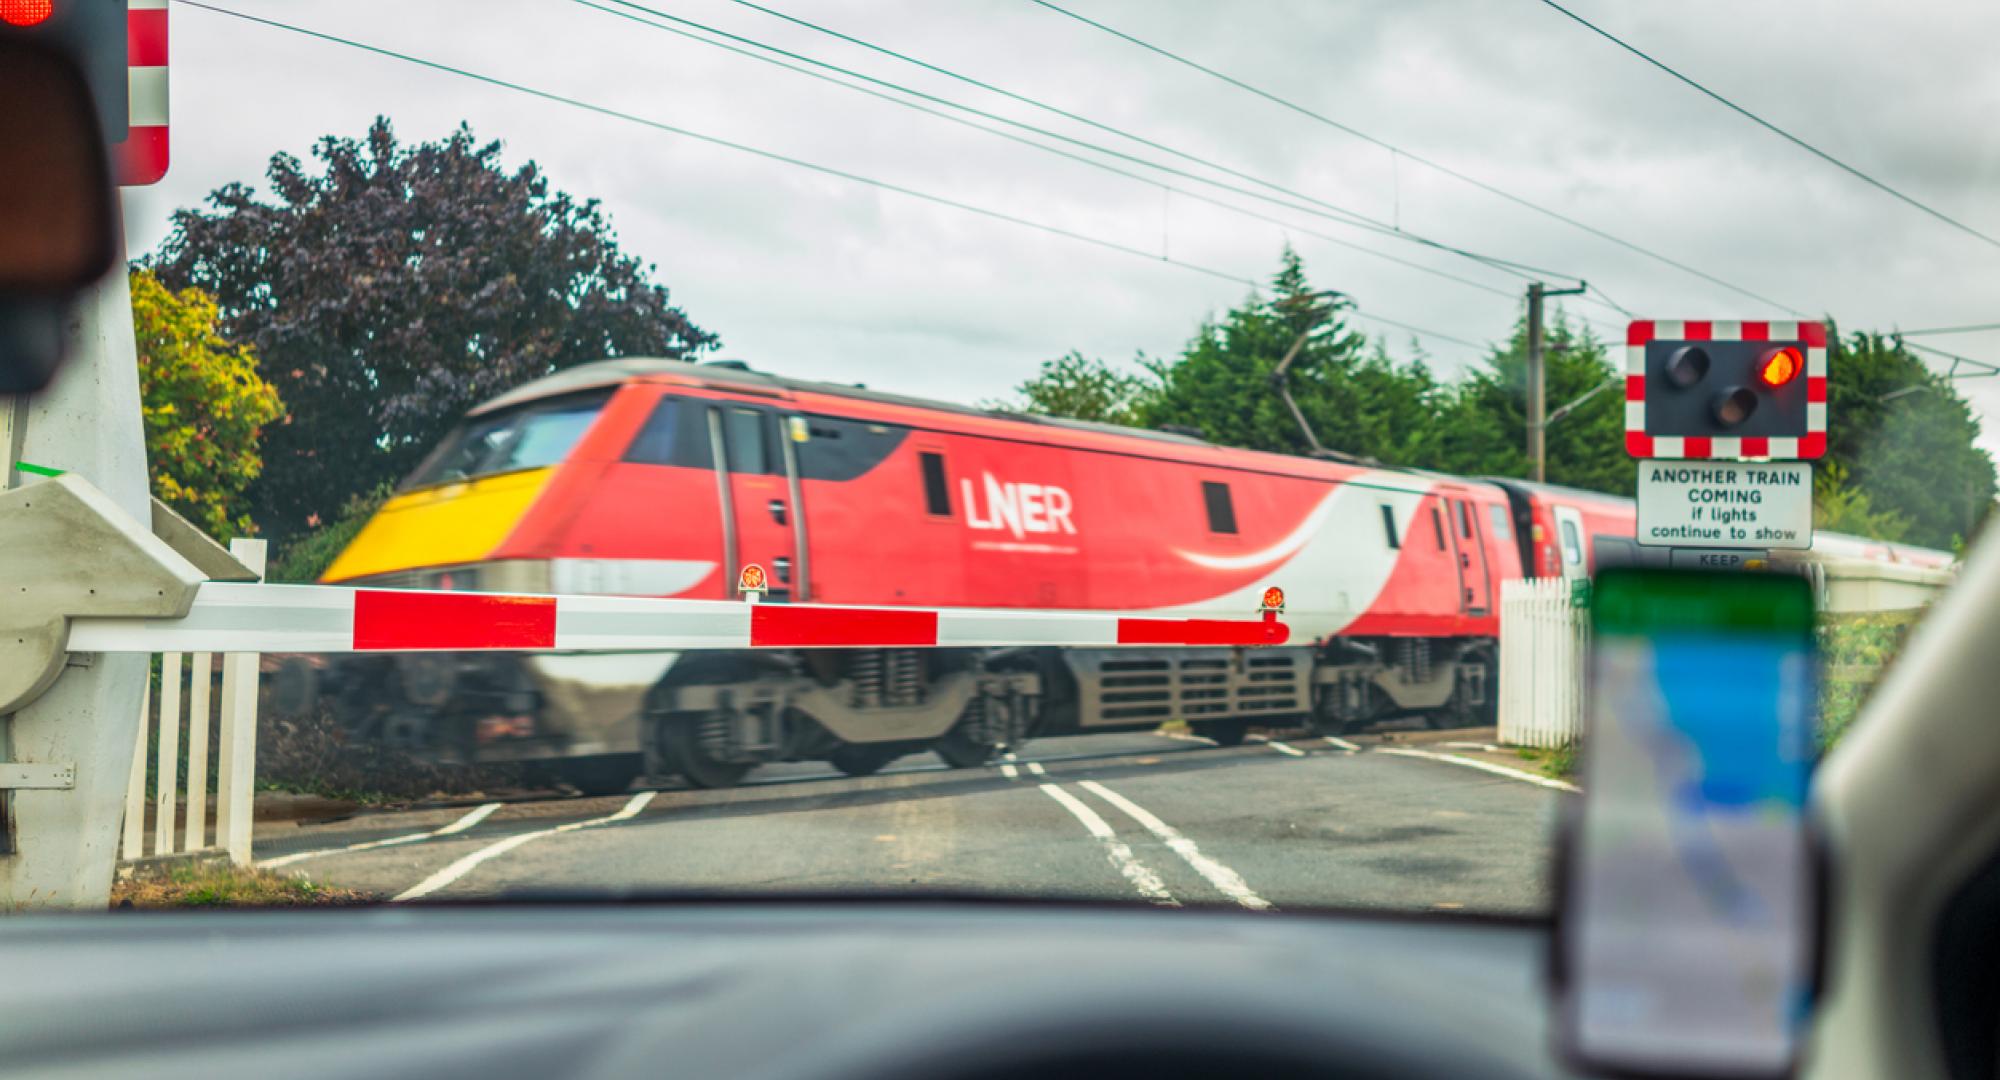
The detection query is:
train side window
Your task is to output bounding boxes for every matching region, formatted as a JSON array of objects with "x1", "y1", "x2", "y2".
[
  {"x1": 1559, "y1": 519, "x2": 1585, "y2": 565},
  {"x1": 725, "y1": 408, "x2": 769, "y2": 474},
  {"x1": 622, "y1": 396, "x2": 712, "y2": 468},
  {"x1": 919, "y1": 452, "x2": 951, "y2": 516},
  {"x1": 1457, "y1": 500, "x2": 1475, "y2": 539},
  {"x1": 1432, "y1": 507, "x2": 1447, "y2": 550},
  {"x1": 1487, "y1": 503, "x2": 1512, "y2": 543},
  {"x1": 1202, "y1": 481, "x2": 1237, "y2": 534},
  {"x1": 1379, "y1": 504, "x2": 1400, "y2": 549}
]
